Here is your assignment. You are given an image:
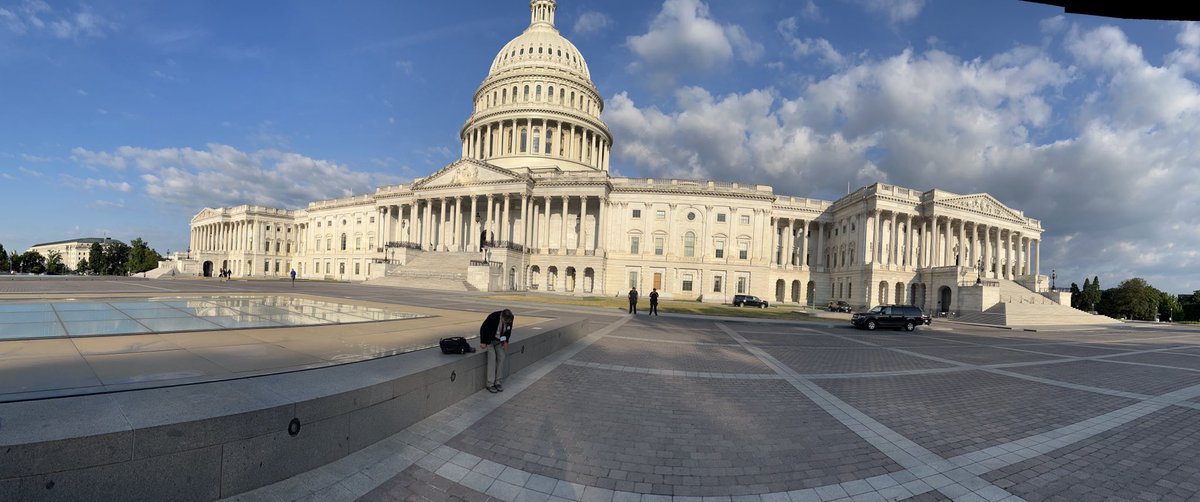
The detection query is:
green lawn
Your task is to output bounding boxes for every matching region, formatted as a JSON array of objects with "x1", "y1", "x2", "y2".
[{"x1": 488, "y1": 293, "x2": 818, "y2": 321}]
